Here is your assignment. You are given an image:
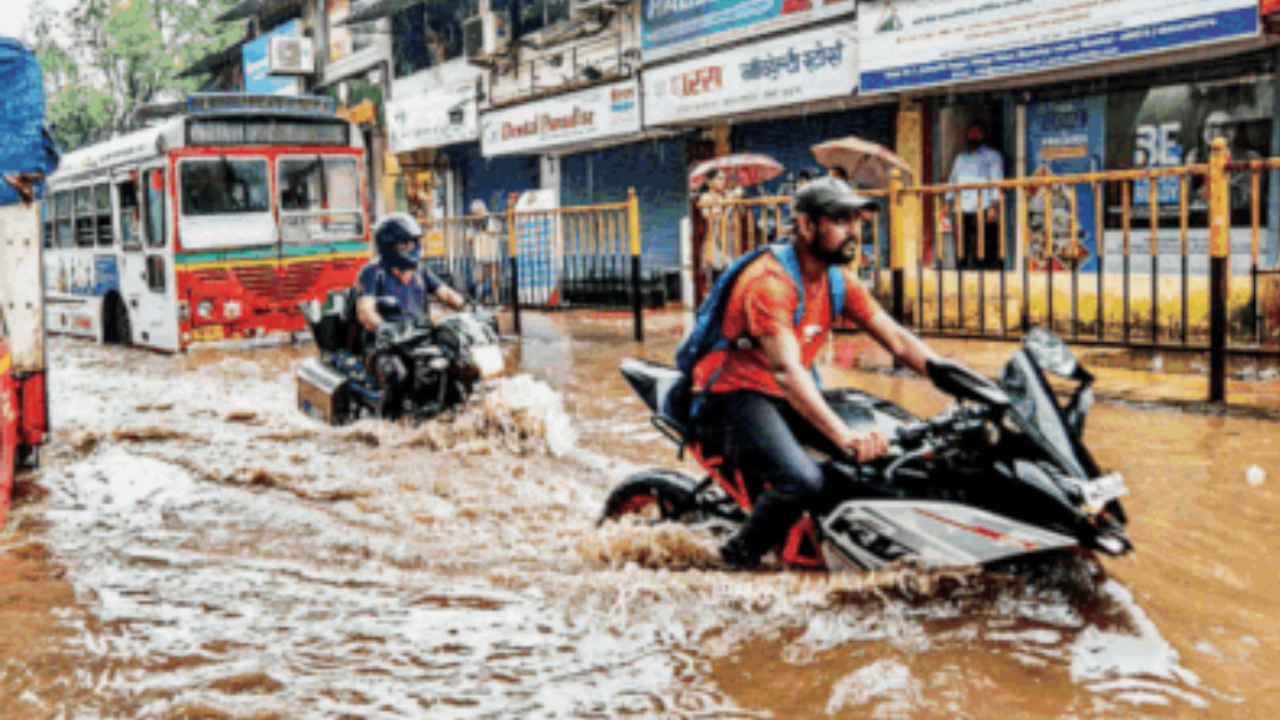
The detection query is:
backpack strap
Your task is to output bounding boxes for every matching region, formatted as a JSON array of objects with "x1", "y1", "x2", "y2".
[{"x1": 770, "y1": 243, "x2": 846, "y2": 322}]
